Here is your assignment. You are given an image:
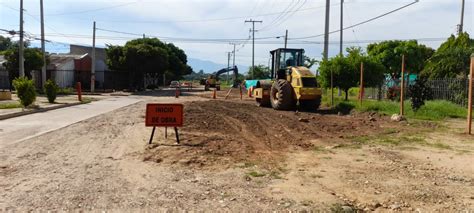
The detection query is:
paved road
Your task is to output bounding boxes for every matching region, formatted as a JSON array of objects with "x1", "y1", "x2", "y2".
[{"x1": 0, "y1": 97, "x2": 141, "y2": 148}]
